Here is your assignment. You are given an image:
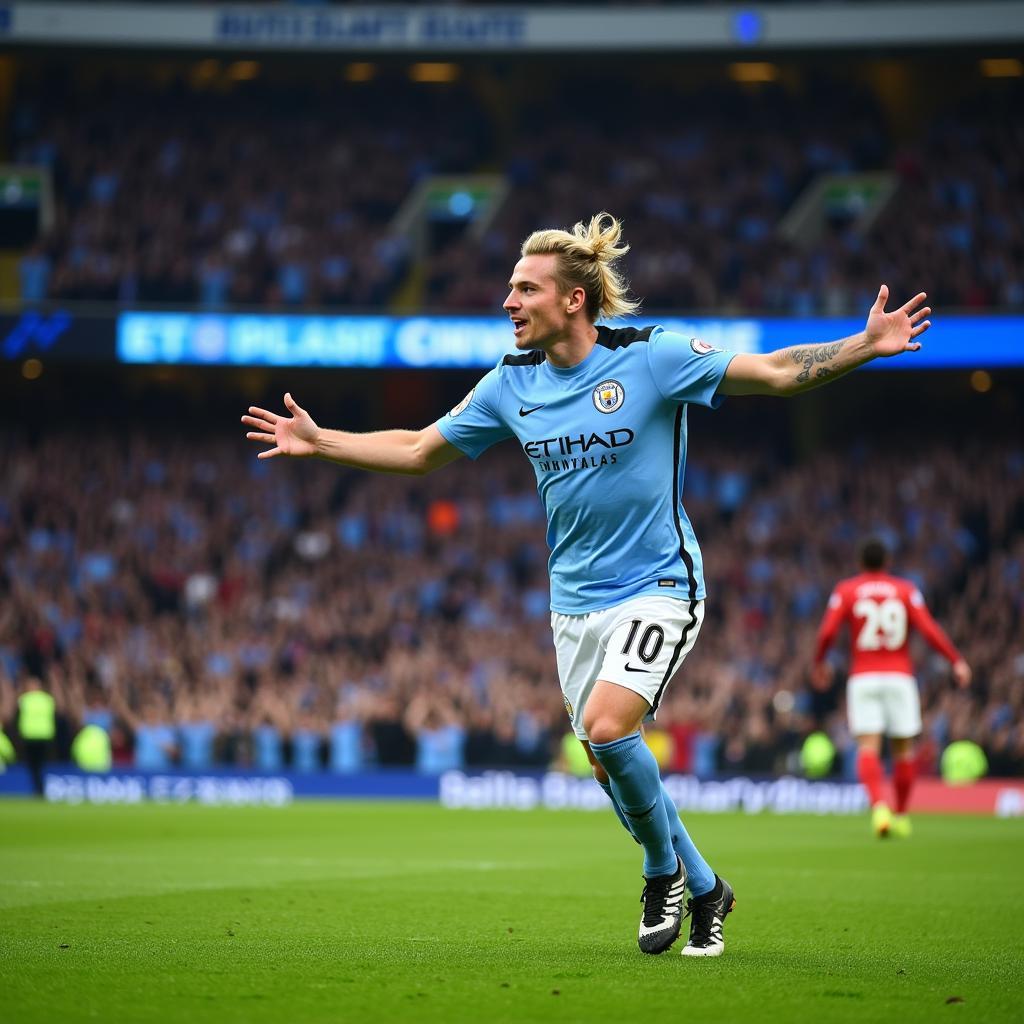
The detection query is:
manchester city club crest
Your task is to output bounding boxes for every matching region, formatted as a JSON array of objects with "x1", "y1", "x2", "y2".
[{"x1": 592, "y1": 379, "x2": 625, "y2": 413}]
